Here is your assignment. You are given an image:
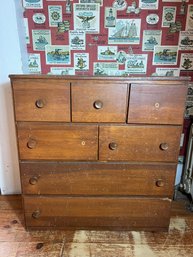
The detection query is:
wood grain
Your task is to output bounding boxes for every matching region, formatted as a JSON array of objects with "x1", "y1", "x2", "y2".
[
  {"x1": 99, "y1": 125, "x2": 182, "y2": 162},
  {"x1": 72, "y1": 81, "x2": 128, "y2": 122},
  {"x1": 17, "y1": 123, "x2": 98, "y2": 161},
  {"x1": 24, "y1": 196, "x2": 171, "y2": 230},
  {"x1": 20, "y1": 162, "x2": 176, "y2": 197},
  {"x1": 10, "y1": 75, "x2": 188, "y2": 233},
  {"x1": 12, "y1": 79, "x2": 71, "y2": 122},
  {"x1": 128, "y1": 83, "x2": 187, "y2": 125}
]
